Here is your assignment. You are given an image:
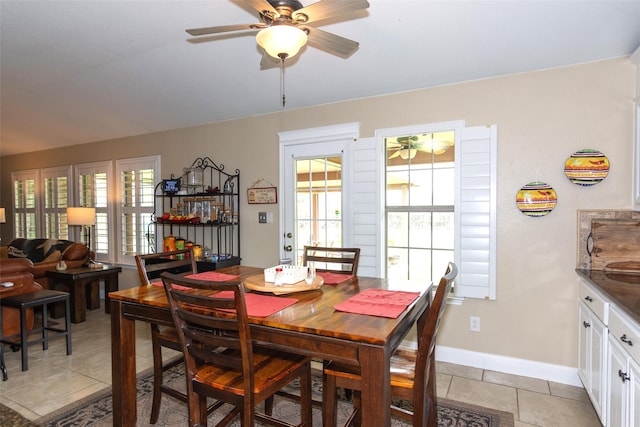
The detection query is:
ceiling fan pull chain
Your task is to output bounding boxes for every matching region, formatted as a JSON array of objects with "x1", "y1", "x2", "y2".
[{"x1": 280, "y1": 57, "x2": 286, "y2": 107}]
